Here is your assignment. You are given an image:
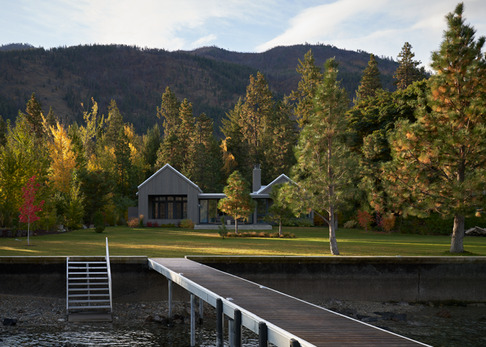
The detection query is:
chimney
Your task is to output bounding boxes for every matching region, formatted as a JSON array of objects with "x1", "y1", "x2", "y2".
[{"x1": 253, "y1": 164, "x2": 261, "y2": 192}]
